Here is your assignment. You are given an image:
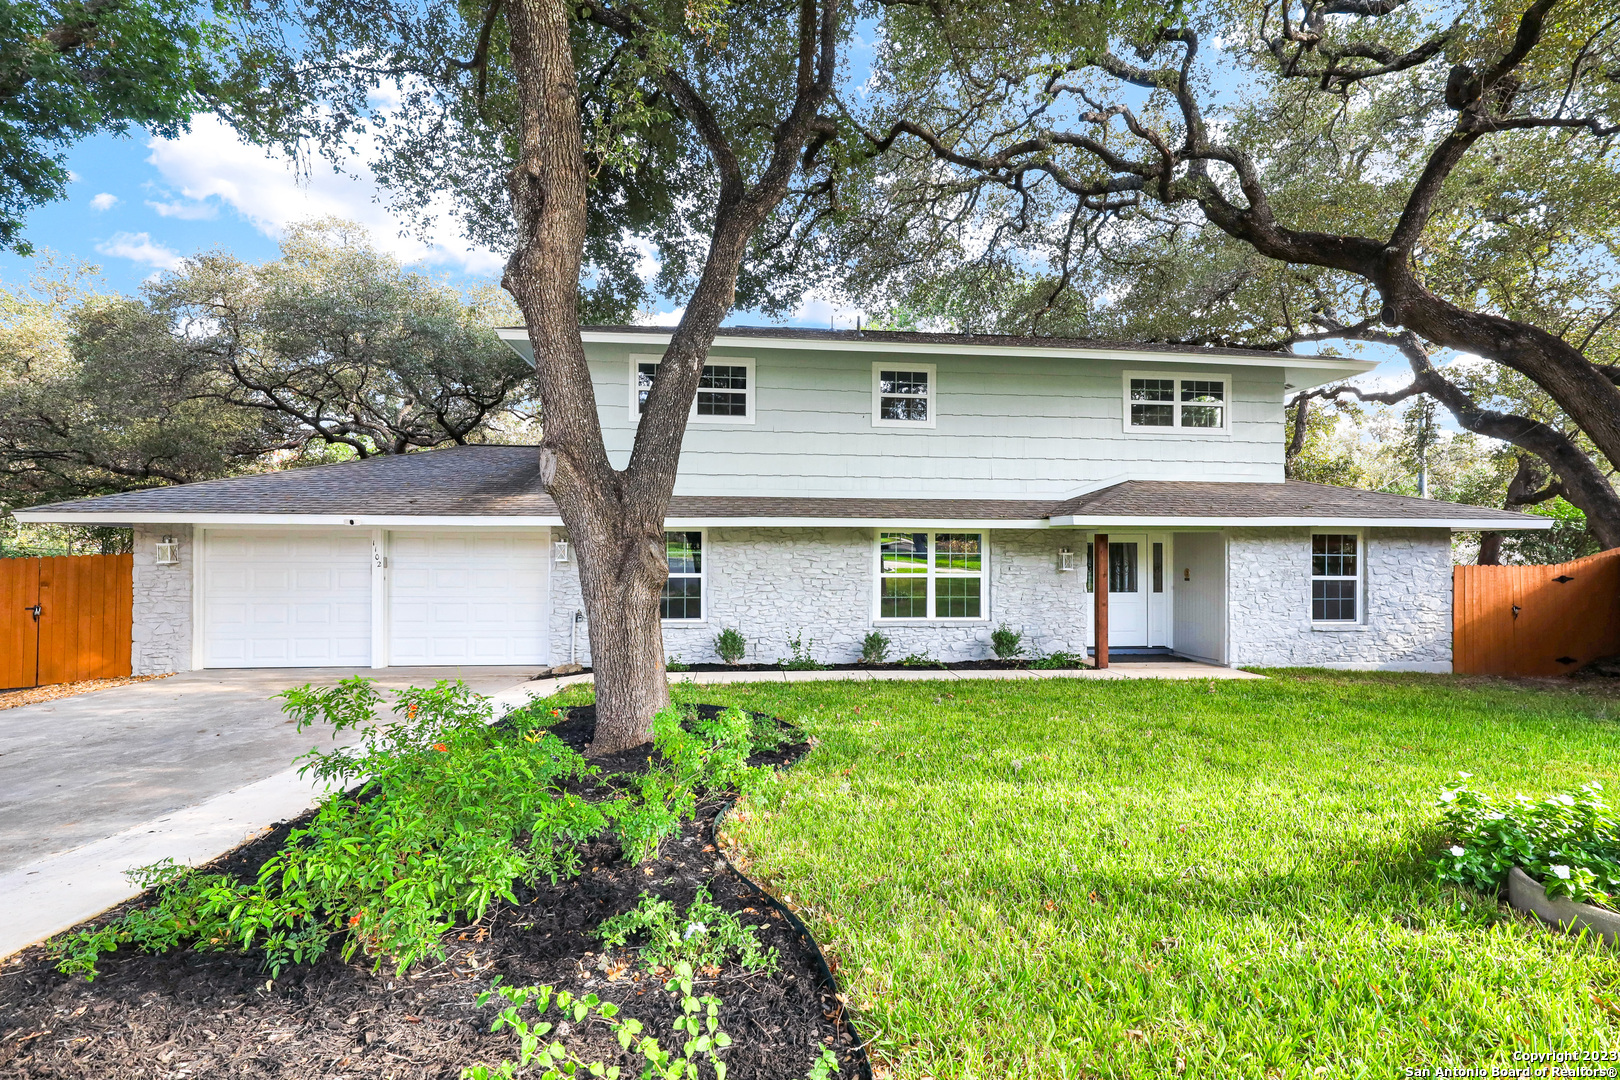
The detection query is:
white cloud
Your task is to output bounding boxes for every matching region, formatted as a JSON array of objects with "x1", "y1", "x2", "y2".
[
  {"x1": 96, "y1": 232, "x2": 184, "y2": 271},
  {"x1": 144, "y1": 115, "x2": 504, "y2": 275},
  {"x1": 789, "y1": 295, "x2": 866, "y2": 330},
  {"x1": 635, "y1": 305, "x2": 685, "y2": 327},
  {"x1": 89, "y1": 193, "x2": 118, "y2": 212},
  {"x1": 146, "y1": 198, "x2": 217, "y2": 220}
]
